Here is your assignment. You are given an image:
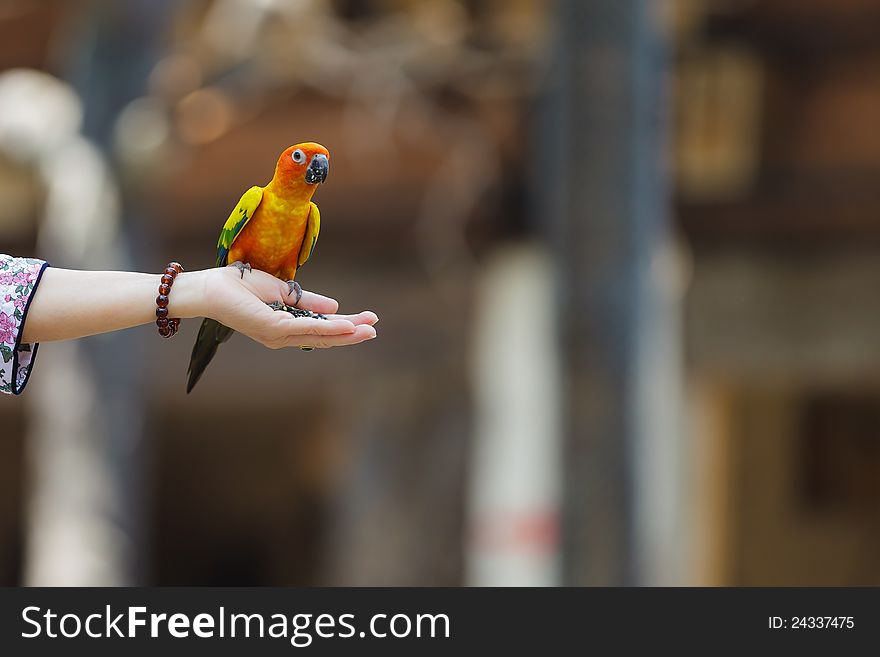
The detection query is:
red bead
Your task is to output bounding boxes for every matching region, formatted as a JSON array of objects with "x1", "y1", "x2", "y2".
[{"x1": 157, "y1": 262, "x2": 184, "y2": 338}]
